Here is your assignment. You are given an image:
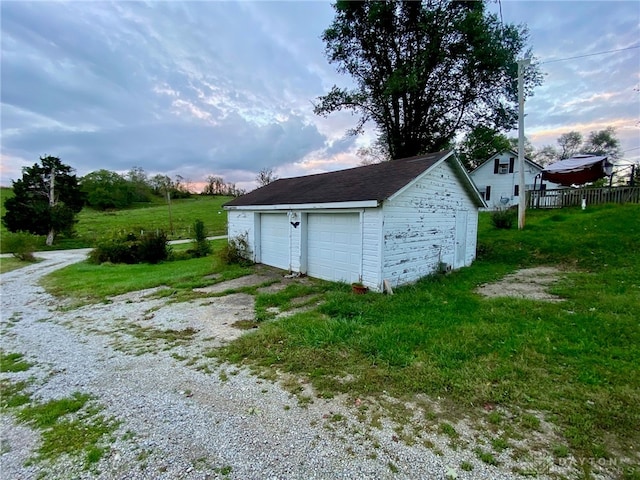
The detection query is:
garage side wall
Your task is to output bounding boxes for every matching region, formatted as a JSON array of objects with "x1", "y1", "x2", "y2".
[
  {"x1": 380, "y1": 160, "x2": 479, "y2": 288},
  {"x1": 226, "y1": 210, "x2": 258, "y2": 262}
]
